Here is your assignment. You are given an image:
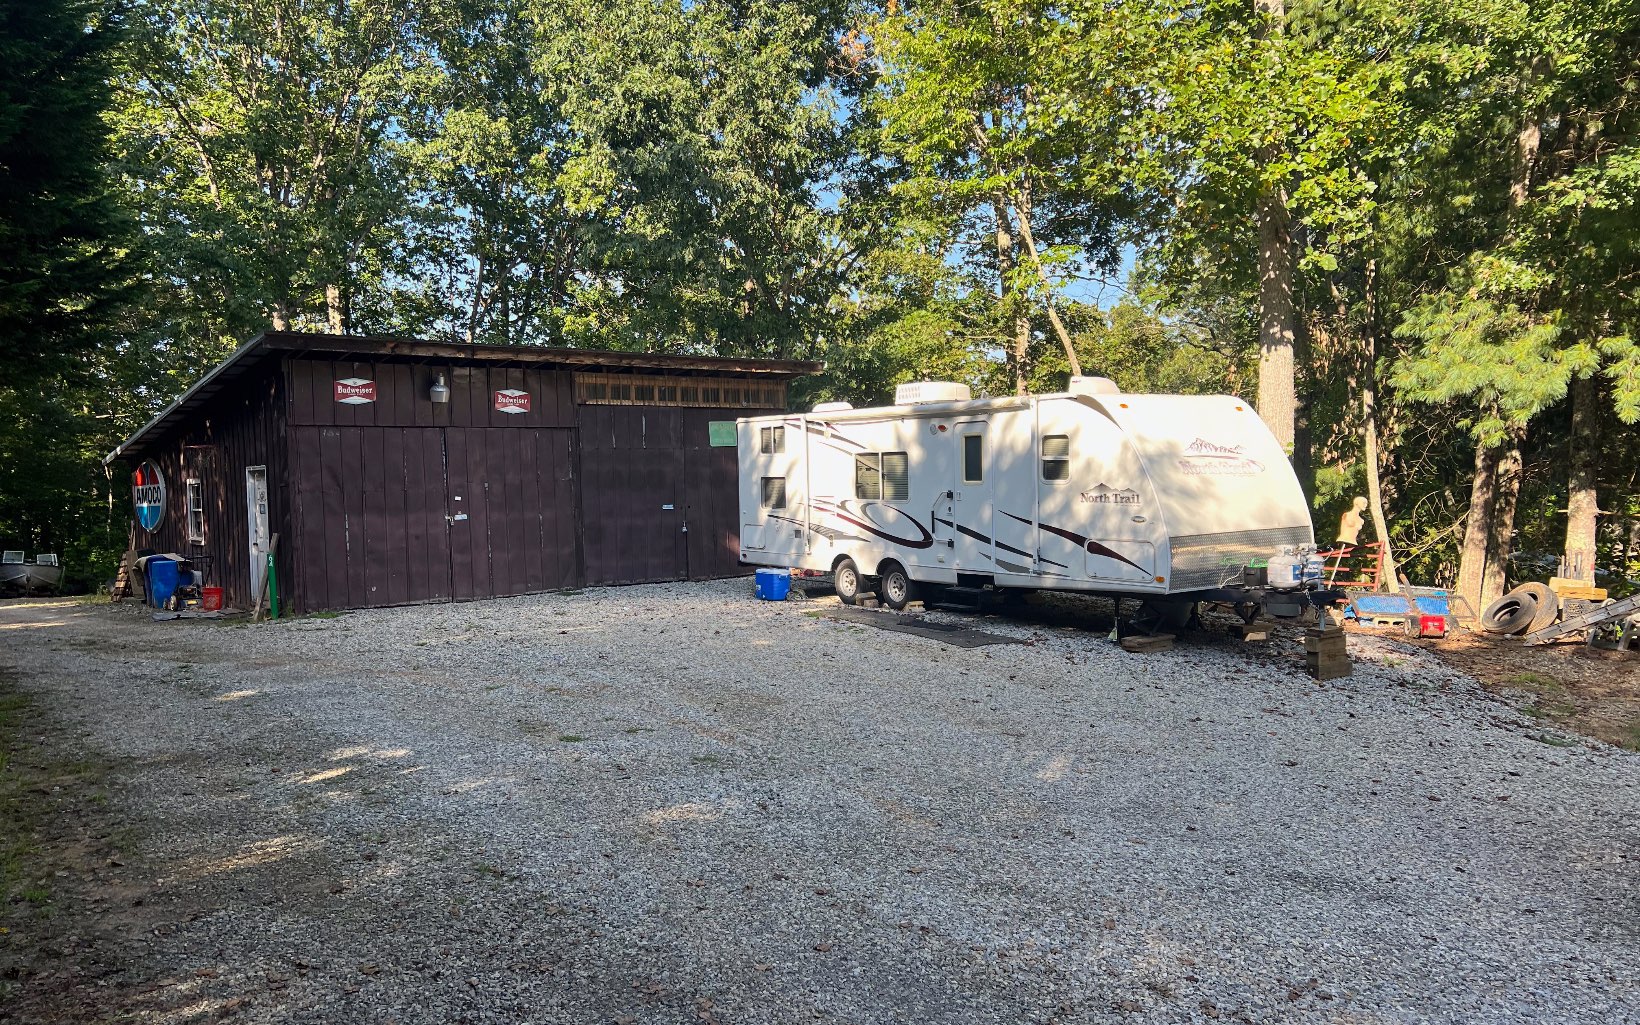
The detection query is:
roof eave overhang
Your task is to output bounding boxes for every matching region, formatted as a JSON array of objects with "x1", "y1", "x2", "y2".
[{"x1": 104, "y1": 331, "x2": 824, "y2": 465}]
